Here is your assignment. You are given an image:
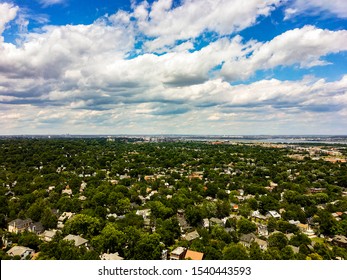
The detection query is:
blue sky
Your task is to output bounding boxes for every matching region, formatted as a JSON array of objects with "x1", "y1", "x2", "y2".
[{"x1": 0, "y1": 0, "x2": 347, "y2": 135}]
